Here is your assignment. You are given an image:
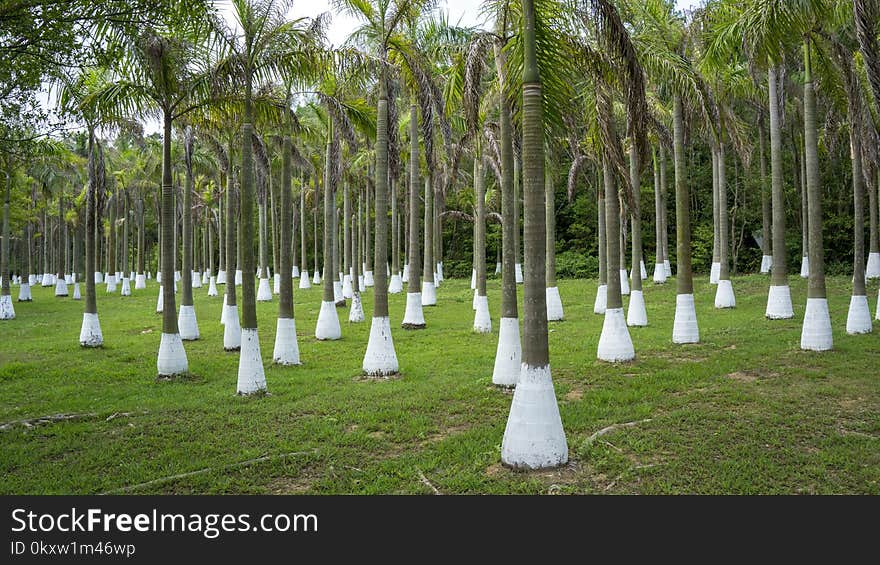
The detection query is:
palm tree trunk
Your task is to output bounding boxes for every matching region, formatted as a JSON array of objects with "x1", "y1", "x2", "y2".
[
  {"x1": 497, "y1": 49, "x2": 517, "y2": 321},
  {"x1": 604, "y1": 158, "x2": 622, "y2": 310},
  {"x1": 322, "y1": 139, "x2": 335, "y2": 304},
  {"x1": 673, "y1": 96, "x2": 693, "y2": 296},
  {"x1": 403, "y1": 98, "x2": 424, "y2": 328},
  {"x1": 848, "y1": 100, "x2": 867, "y2": 298},
  {"x1": 803, "y1": 41, "x2": 825, "y2": 300},
  {"x1": 630, "y1": 144, "x2": 643, "y2": 293},
  {"x1": 313, "y1": 174, "x2": 319, "y2": 277},
  {"x1": 217, "y1": 190, "x2": 224, "y2": 276},
  {"x1": 161, "y1": 114, "x2": 178, "y2": 334},
  {"x1": 85, "y1": 132, "x2": 99, "y2": 316},
  {"x1": 767, "y1": 65, "x2": 788, "y2": 287},
  {"x1": 711, "y1": 144, "x2": 720, "y2": 273},
  {"x1": 718, "y1": 142, "x2": 730, "y2": 281},
  {"x1": 653, "y1": 146, "x2": 664, "y2": 269},
  {"x1": 270, "y1": 174, "x2": 279, "y2": 283},
  {"x1": 390, "y1": 178, "x2": 399, "y2": 275},
  {"x1": 1, "y1": 169, "x2": 10, "y2": 302},
  {"x1": 422, "y1": 177, "x2": 434, "y2": 289},
  {"x1": 659, "y1": 144, "x2": 669, "y2": 268},
  {"x1": 365, "y1": 175, "x2": 372, "y2": 277},
  {"x1": 278, "y1": 137, "x2": 294, "y2": 320},
  {"x1": 476, "y1": 158, "x2": 487, "y2": 297},
  {"x1": 501, "y1": 0, "x2": 567, "y2": 469},
  {"x1": 300, "y1": 182, "x2": 308, "y2": 275},
  {"x1": 545, "y1": 166, "x2": 556, "y2": 288},
  {"x1": 758, "y1": 115, "x2": 772, "y2": 266},
  {"x1": 225, "y1": 157, "x2": 237, "y2": 309},
  {"x1": 182, "y1": 136, "x2": 194, "y2": 308},
  {"x1": 344, "y1": 181, "x2": 351, "y2": 285},
  {"x1": 598, "y1": 171, "x2": 607, "y2": 287}
]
